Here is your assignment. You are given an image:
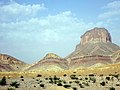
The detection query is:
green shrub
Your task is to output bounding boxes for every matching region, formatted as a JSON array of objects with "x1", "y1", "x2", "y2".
[
  {"x1": 40, "y1": 84, "x2": 44, "y2": 88},
  {"x1": 7, "y1": 87, "x2": 15, "y2": 90},
  {"x1": 63, "y1": 84, "x2": 71, "y2": 88},
  {"x1": 79, "y1": 84, "x2": 84, "y2": 88},
  {"x1": 20, "y1": 76, "x2": 24, "y2": 78},
  {"x1": 57, "y1": 83, "x2": 63, "y2": 86},
  {"x1": 72, "y1": 87, "x2": 77, "y2": 90},
  {"x1": 109, "y1": 87, "x2": 115, "y2": 90},
  {"x1": 74, "y1": 81, "x2": 79, "y2": 84},
  {"x1": 106, "y1": 77, "x2": 110, "y2": 81},
  {"x1": 100, "y1": 81, "x2": 105, "y2": 86},
  {"x1": 10, "y1": 81, "x2": 20, "y2": 88},
  {"x1": 70, "y1": 75, "x2": 78, "y2": 80},
  {"x1": 0, "y1": 76, "x2": 7, "y2": 85},
  {"x1": 37, "y1": 74, "x2": 42, "y2": 77},
  {"x1": 89, "y1": 77, "x2": 96, "y2": 83},
  {"x1": 82, "y1": 82, "x2": 89, "y2": 86},
  {"x1": 63, "y1": 74, "x2": 67, "y2": 77}
]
